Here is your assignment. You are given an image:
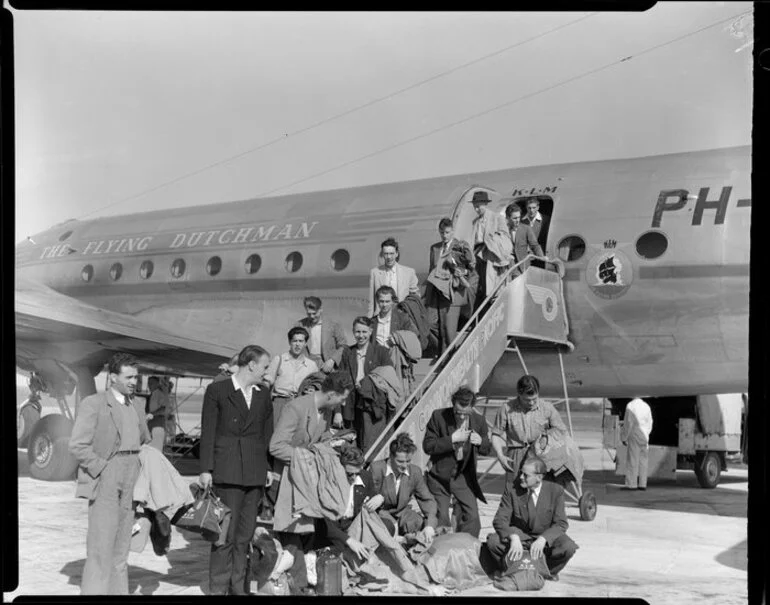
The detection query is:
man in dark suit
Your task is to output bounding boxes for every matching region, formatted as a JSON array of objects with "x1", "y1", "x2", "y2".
[
  {"x1": 69, "y1": 353, "x2": 151, "y2": 595},
  {"x1": 368, "y1": 433, "x2": 438, "y2": 538},
  {"x1": 370, "y1": 286, "x2": 417, "y2": 347},
  {"x1": 505, "y1": 203, "x2": 544, "y2": 276},
  {"x1": 425, "y1": 217, "x2": 477, "y2": 354},
  {"x1": 422, "y1": 386, "x2": 491, "y2": 538},
  {"x1": 314, "y1": 446, "x2": 378, "y2": 562},
  {"x1": 522, "y1": 197, "x2": 550, "y2": 253},
  {"x1": 198, "y1": 344, "x2": 274, "y2": 596},
  {"x1": 295, "y1": 296, "x2": 347, "y2": 373},
  {"x1": 338, "y1": 316, "x2": 393, "y2": 442},
  {"x1": 484, "y1": 456, "x2": 578, "y2": 580}
]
